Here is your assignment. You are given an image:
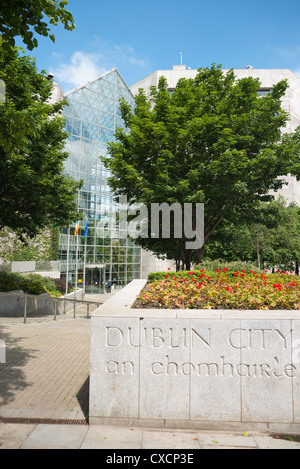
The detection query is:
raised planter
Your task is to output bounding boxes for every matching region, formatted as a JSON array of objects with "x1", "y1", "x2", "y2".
[{"x1": 89, "y1": 279, "x2": 300, "y2": 432}]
